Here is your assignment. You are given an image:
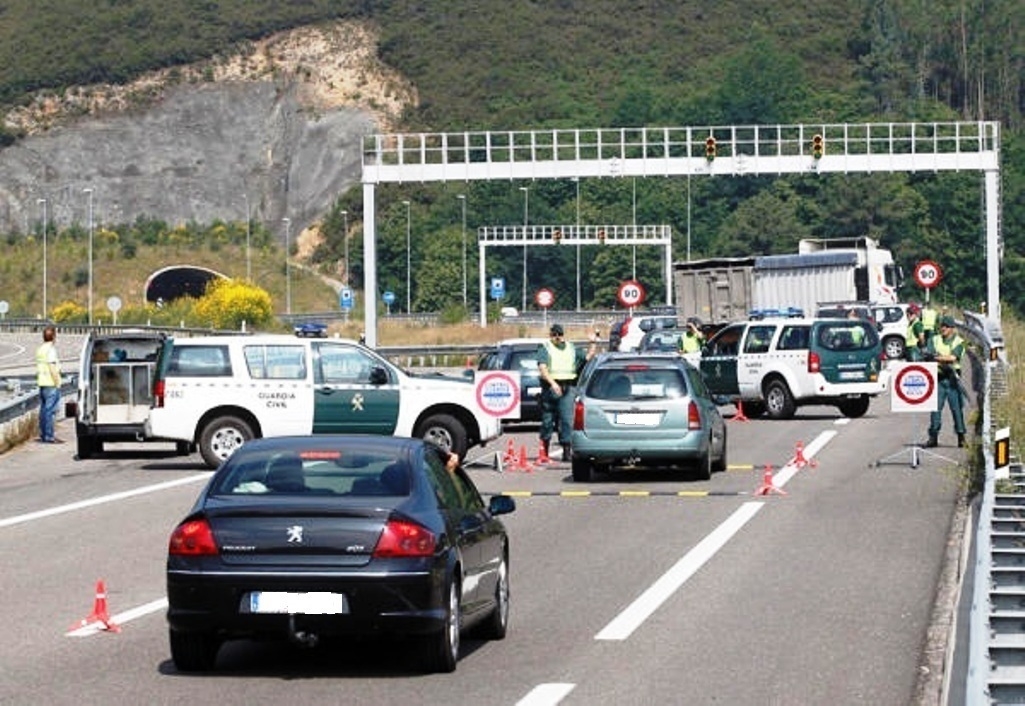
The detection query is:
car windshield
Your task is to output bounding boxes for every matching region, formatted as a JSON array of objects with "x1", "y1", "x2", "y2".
[
  {"x1": 585, "y1": 365, "x2": 686, "y2": 401},
  {"x1": 209, "y1": 448, "x2": 411, "y2": 497}
]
